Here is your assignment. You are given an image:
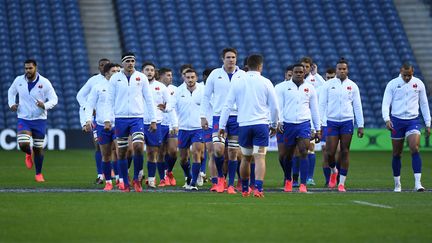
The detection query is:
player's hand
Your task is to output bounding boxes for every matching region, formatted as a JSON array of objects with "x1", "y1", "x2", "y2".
[
  {"x1": 218, "y1": 129, "x2": 226, "y2": 140},
  {"x1": 425, "y1": 127, "x2": 430, "y2": 138},
  {"x1": 157, "y1": 103, "x2": 166, "y2": 111},
  {"x1": 84, "y1": 121, "x2": 93, "y2": 133},
  {"x1": 104, "y1": 121, "x2": 112, "y2": 131},
  {"x1": 315, "y1": 130, "x2": 322, "y2": 143},
  {"x1": 201, "y1": 117, "x2": 209, "y2": 130},
  {"x1": 277, "y1": 122, "x2": 284, "y2": 133},
  {"x1": 149, "y1": 122, "x2": 157, "y2": 132},
  {"x1": 385, "y1": 120, "x2": 394, "y2": 131},
  {"x1": 10, "y1": 104, "x2": 18, "y2": 112},
  {"x1": 170, "y1": 127, "x2": 178, "y2": 135},
  {"x1": 357, "y1": 127, "x2": 364, "y2": 138},
  {"x1": 269, "y1": 127, "x2": 277, "y2": 137},
  {"x1": 36, "y1": 100, "x2": 45, "y2": 109}
]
